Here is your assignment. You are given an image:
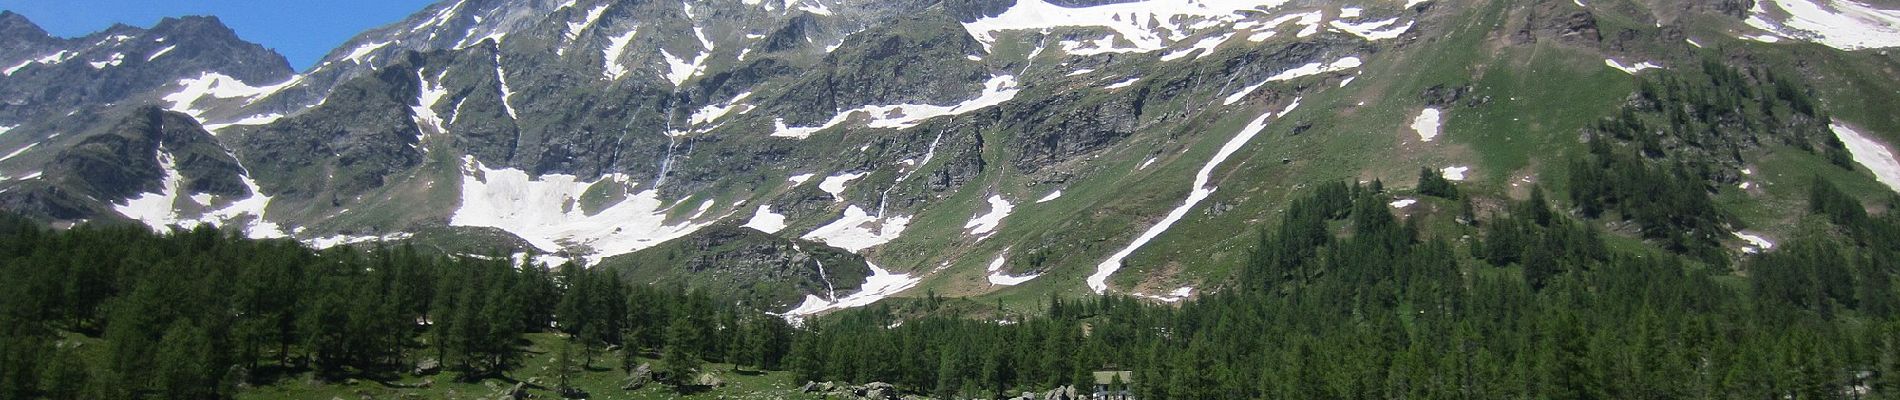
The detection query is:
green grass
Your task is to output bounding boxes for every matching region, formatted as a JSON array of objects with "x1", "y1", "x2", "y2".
[{"x1": 235, "y1": 333, "x2": 815, "y2": 400}]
